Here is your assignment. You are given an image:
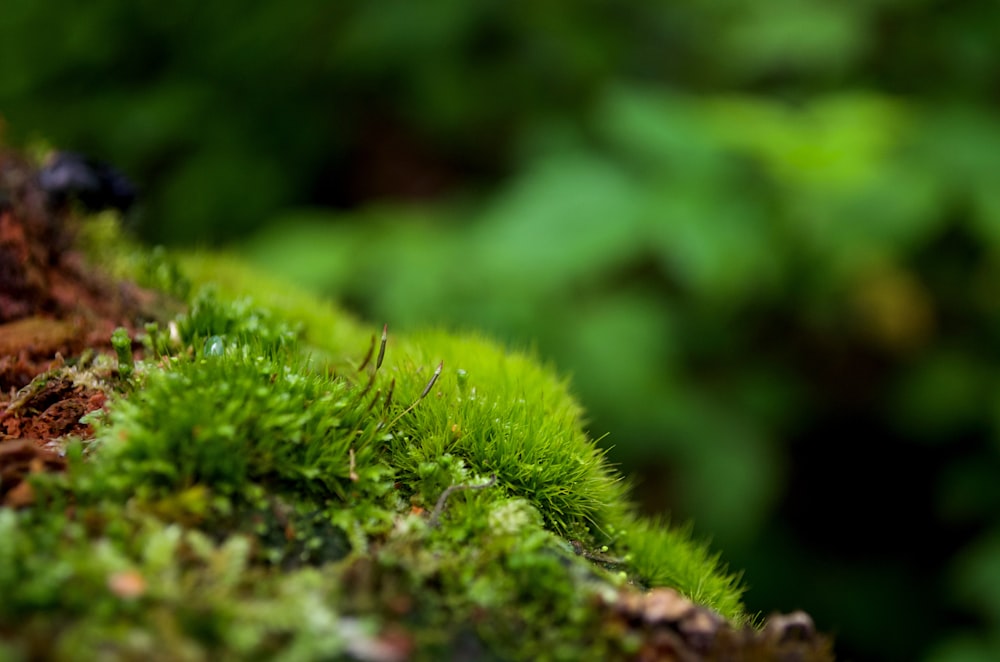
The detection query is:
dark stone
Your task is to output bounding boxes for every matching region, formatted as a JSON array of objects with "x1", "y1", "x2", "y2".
[{"x1": 38, "y1": 151, "x2": 136, "y2": 214}]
